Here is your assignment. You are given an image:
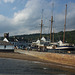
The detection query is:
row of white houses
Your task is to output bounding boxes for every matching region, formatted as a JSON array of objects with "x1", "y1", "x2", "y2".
[{"x1": 0, "y1": 38, "x2": 14, "y2": 52}]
